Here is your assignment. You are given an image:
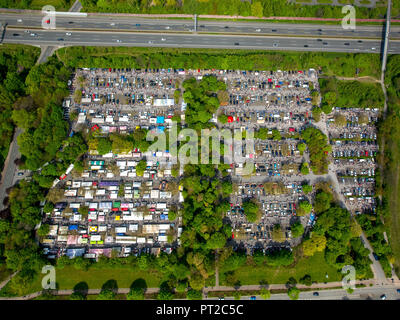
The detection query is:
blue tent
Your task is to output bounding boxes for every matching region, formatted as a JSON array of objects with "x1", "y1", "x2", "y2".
[
  {"x1": 157, "y1": 116, "x2": 165, "y2": 124},
  {"x1": 157, "y1": 126, "x2": 165, "y2": 133},
  {"x1": 68, "y1": 225, "x2": 78, "y2": 230}
]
